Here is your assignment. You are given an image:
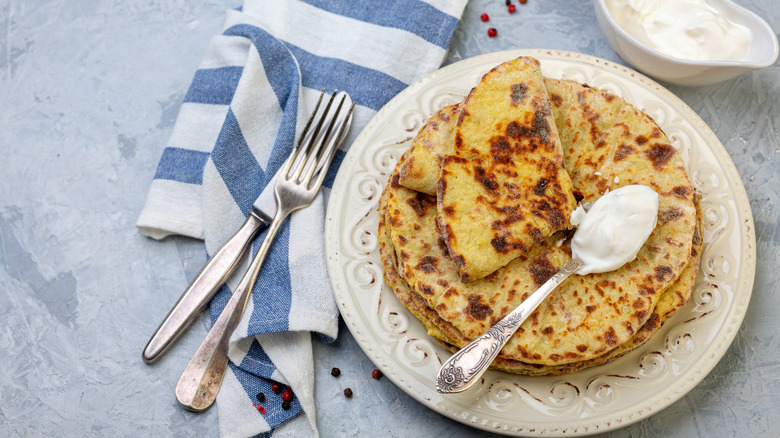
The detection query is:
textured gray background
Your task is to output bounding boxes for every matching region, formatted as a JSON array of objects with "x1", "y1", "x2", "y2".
[{"x1": 1, "y1": 0, "x2": 777, "y2": 436}]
